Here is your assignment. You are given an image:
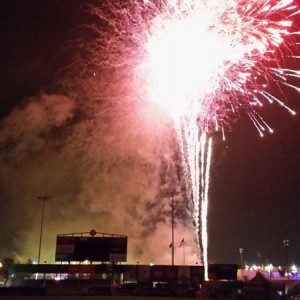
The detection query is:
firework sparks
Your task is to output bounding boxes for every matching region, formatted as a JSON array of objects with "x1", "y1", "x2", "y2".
[{"x1": 89, "y1": 0, "x2": 299, "y2": 278}]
